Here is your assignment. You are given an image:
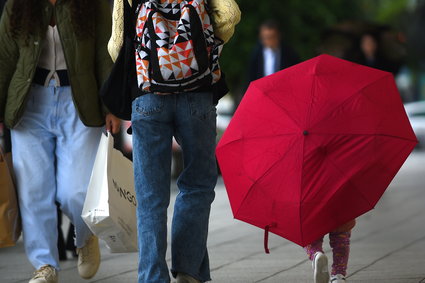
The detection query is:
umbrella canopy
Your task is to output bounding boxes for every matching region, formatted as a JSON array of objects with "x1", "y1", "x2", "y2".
[{"x1": 216, "y1": 54, "x2": 418, "y2": 248}]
